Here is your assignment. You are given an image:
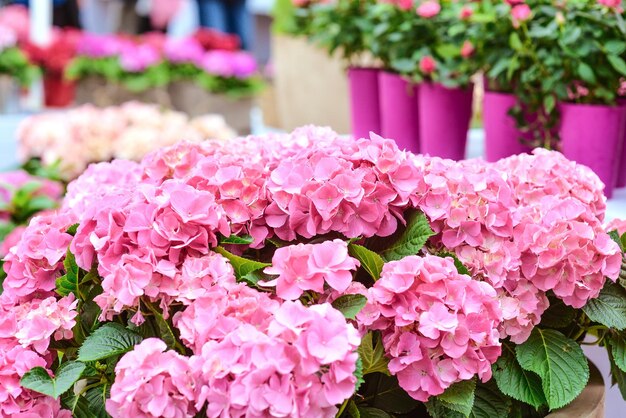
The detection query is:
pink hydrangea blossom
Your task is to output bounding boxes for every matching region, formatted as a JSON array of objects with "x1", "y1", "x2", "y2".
[
  {"x1": 416, "y1": 0, "x2": 441, "y2": 17},
  {"x1": 511, "y1": 4, "x2": 532, "y2": 27},
  {"x1": 119, "y1": 44, "x2": 161, "y2": 72}
]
